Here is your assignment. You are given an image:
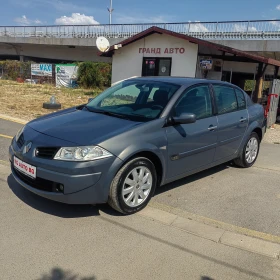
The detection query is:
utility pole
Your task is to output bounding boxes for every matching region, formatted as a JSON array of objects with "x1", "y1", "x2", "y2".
[{"x1": 107, "y1": 0, "x2": 114, "y2": 25}]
